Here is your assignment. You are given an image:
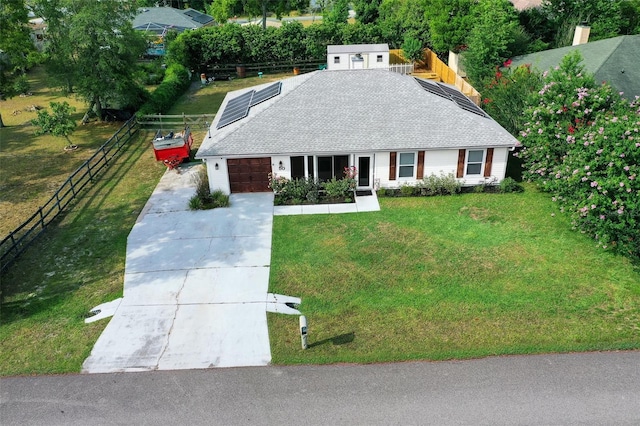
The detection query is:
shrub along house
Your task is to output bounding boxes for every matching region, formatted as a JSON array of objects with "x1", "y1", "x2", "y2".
[{"x1": 196, "y1": 69, "x2": 519, "y2": 194}]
